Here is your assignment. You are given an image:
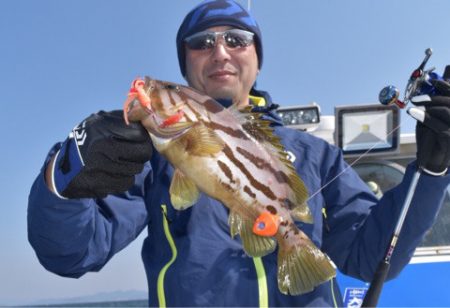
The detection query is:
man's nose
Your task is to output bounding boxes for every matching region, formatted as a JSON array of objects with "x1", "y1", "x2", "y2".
[{"x1": 210, "y1": 39, "x2": 231, "y2": 62}]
